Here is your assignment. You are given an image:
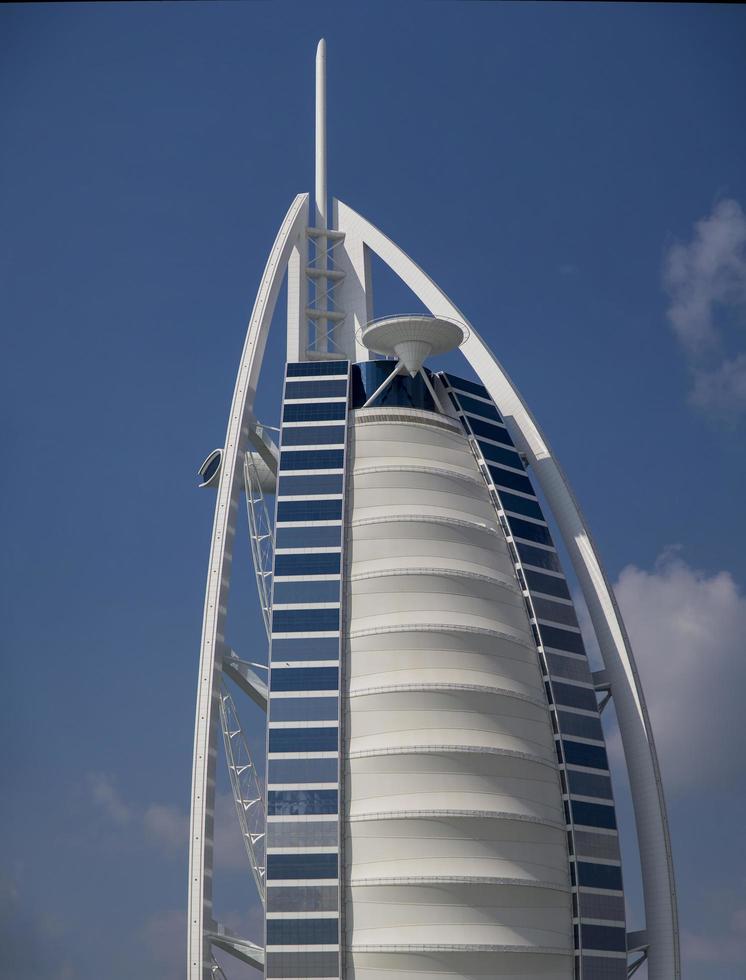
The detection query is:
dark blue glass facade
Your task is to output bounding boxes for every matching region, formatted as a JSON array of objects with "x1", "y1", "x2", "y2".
[
  {"x1": 442, "y1": 373, "x2": 627, "y2": 977},
  {"x1": 266, "y1": 361, "x2": 348, "y2": 978}
]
